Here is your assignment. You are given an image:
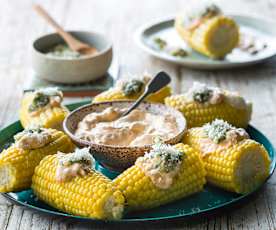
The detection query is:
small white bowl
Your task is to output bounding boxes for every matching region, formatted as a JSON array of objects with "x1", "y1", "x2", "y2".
[{"x1": 32, "y1": 31, "x2": 112, "y2": 84}]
